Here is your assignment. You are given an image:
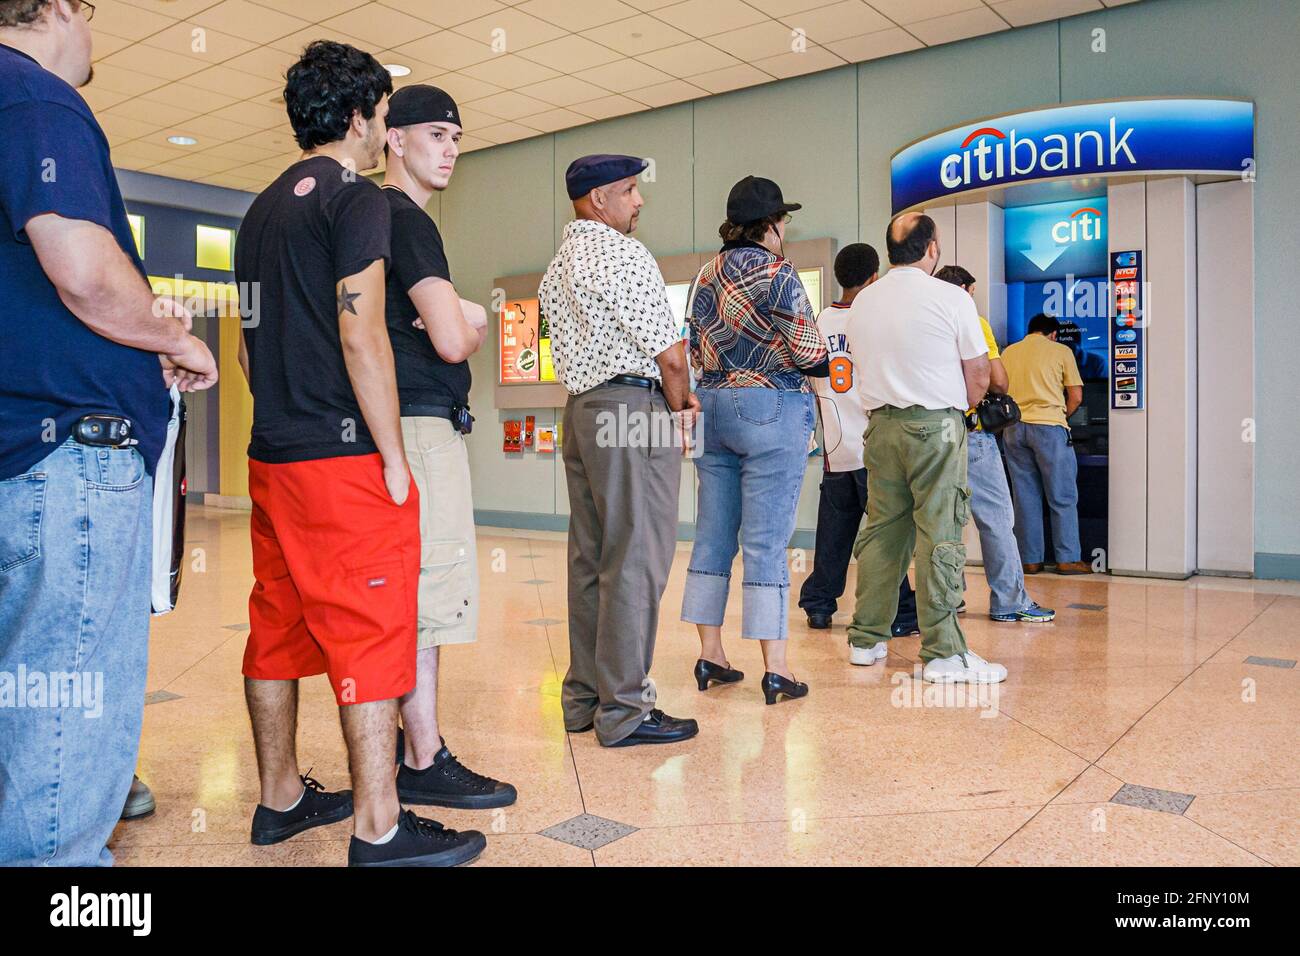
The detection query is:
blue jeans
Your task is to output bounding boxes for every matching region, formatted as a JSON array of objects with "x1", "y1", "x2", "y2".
[
  {"x1": 1002, "y1": 422, "x2": 1080, "y2": 564},
  {"x1": 682, "y1": 388, "x2": 814, "y2": 640},
  {"x1": 967, "y1": 431, "x2": 1032, "y2": 615},
  {"x1": 0, "y1": 439, "x2": 153, "y2": 866}
]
